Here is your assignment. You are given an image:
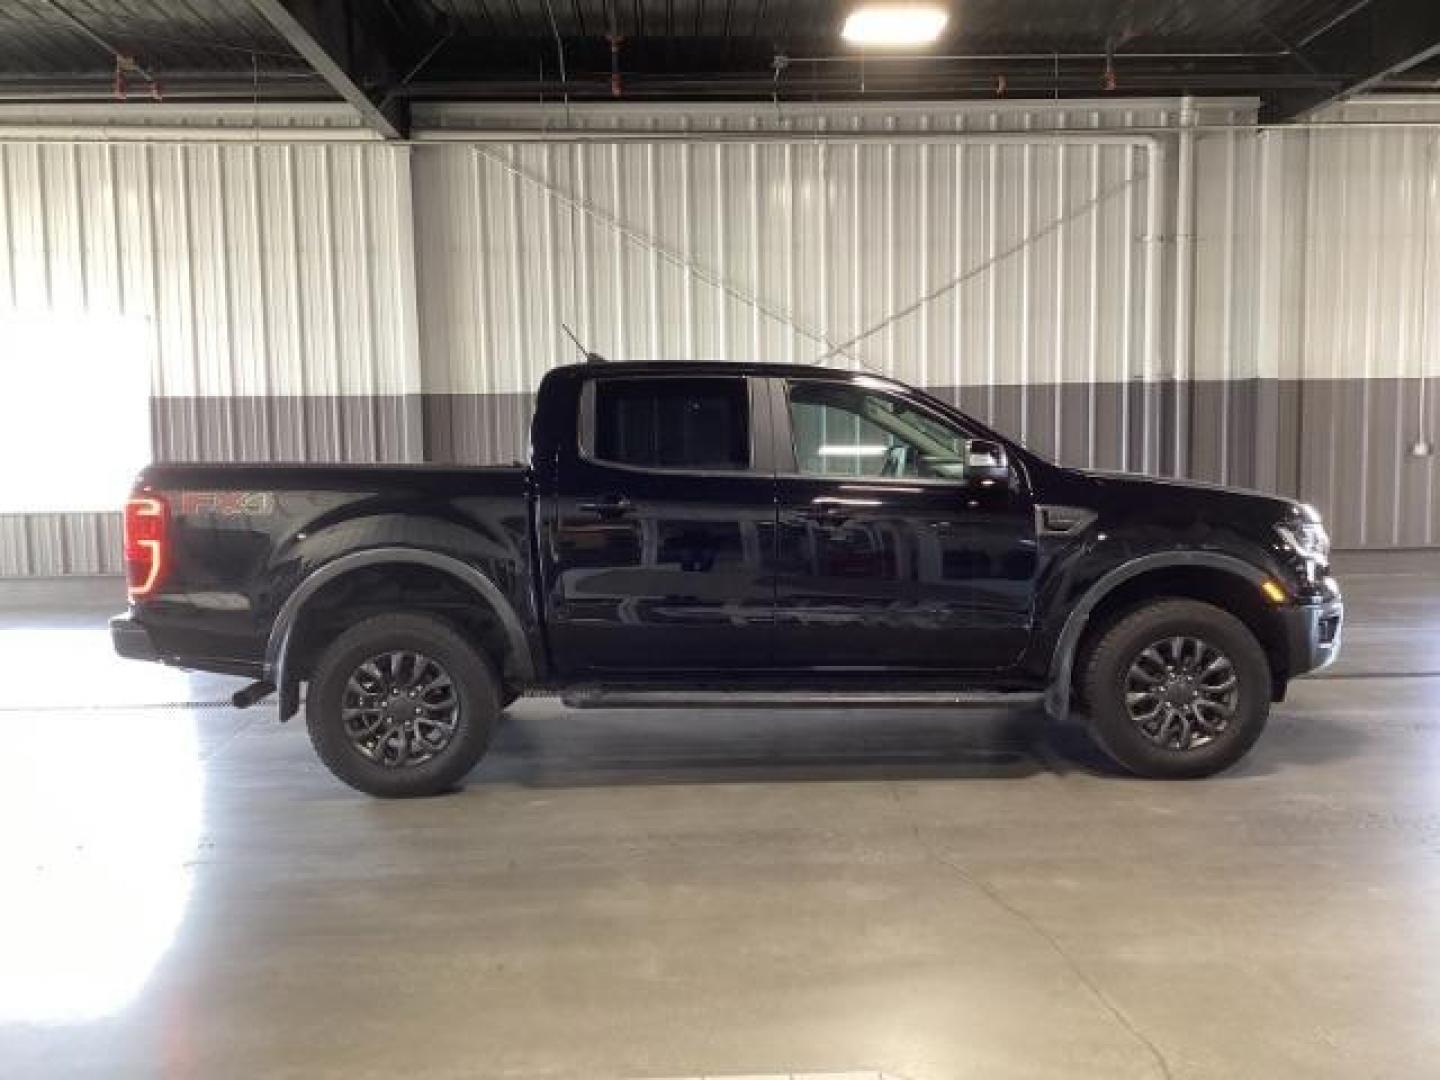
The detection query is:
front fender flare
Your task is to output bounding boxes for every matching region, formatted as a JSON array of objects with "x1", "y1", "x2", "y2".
[
  {"x1": 264, "y1": 547, "x2": 535, "y2": 720},
  {"x1": 1043, "y1": 550, "x2": 1270, "y2": 722}
]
